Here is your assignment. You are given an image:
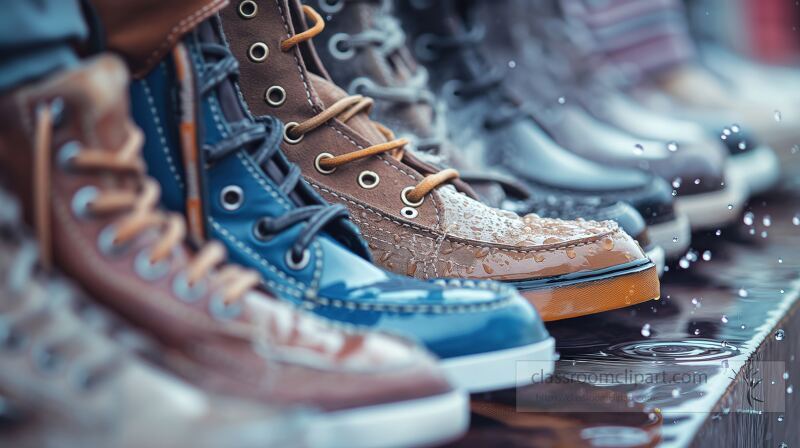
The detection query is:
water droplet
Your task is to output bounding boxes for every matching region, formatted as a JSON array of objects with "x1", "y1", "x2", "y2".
[
  {"x1": 775, "y1": 329, "x2": 785, "y2": 341},
  {"x1": 738, "y1": 141, "x2": 747, "y2": 150},
  {"x1": 694, "y1": 178, "x2": 701, "y2": 185},
  {"x1": 641, "y1": 323, "x2": 651, "y2": 337},
  {"x1": 633, "y1": 143, "x2": 644, "y2": 155},
  {"x1": 722, "y1": 128, "x2": 732, "y2": 136},
  {"x1": 787, "y1": 385, "x2": 793, "y2": 394},
  {"x1": 721, "y1": 315, "x2": 729, "y2": 323},
  {"x1": 731, "y1": 124, "x2": 741, "y2": 133},
  {"x1": 715, "y1": 229, "x2": 722, "y2": 236},
  {"x1": 694, "y1": 329, "x2": 701, "y2": 335},
  {"x1": 667, "y1": 141, "x2": 679, "y2": 152},
  {"x1": 784, "y1": 372, "x2": 790, "y2": 380},
  {"x1": 743, "y1": 212, "x2": 754, "y2": 226},
  {"x1": 672, "y1": 236, "x2": 679, "y2": 243},
  {"x1": 727, "y1": 204, "x2": 734, "y2": 210},
  {"x1": 761, "y1": 231, "x2": 769, "y2": 238},
  {"x1": 774, "y1": 110, "x2": 782, "y2": 122},
  {"x1": 671, "y1": 388, "x2": 680, "y2": 398},
  {"x1": 763, "y1": 215, "x2": 772, "y2": 227},
  {"x1": 778, "y1": 415, "x2": 784, "y2": 422},
  {"x1": 778, "y1": 442, "x2": 788, "y2": 448},
  {"x1": 557, "y1": 96, "x2": 565, "y2": 104},
  {"x1": 778, "y1": 258, "x2": 783, "y2": 264},
  {"x1": 793, "y1": 214, "x2": 800, "y2": 225},
  {"x1": 738, "y1": 288, "x2": 749, "y2": 298},
  {"x1": 679, "y1": 258, "x2": 690, "y2": 269},
  {"x1": 671, "y1": 190, "x2": 677, "y2": 197},
  {"x1": 672, "y1": 177, "x2": 682, "y2": 188},
  {"x1": 691, "y1": 297, "x2": 701, "y2": 307},
  {"x1": 508, "y1": 60, "x2": 517, "y2": 68},
  {"x1": 702, "y1": 250, "x2": 712, "y2": 261}
]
